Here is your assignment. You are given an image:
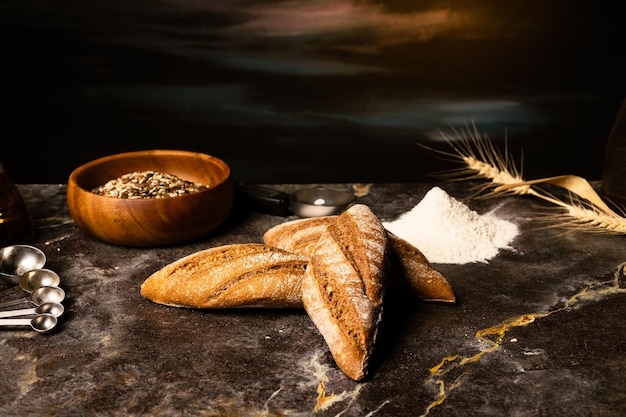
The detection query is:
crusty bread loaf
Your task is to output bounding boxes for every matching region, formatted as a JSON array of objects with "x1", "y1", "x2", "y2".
[
  {"x1": 140, "y1": 243, "x2": 309, "y2": 308},
  {"x1": 263, "y1": 216, "x2": 335, "y2": 258},
  {"x1": 387, "y1": 232, "x2": 455, "y2": 303},
  {"x1": 264, "y1": 215, "x2": 455, "y2": 303},
  {"x1": 301, "y1": 204, "x2": 388, "y2": 381}
]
